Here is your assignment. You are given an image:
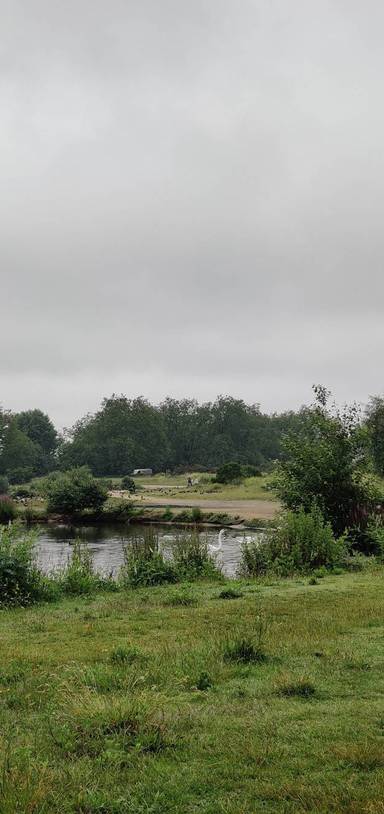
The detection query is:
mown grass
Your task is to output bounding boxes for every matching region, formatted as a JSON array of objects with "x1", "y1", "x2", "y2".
[{"x1": 1, "y1": 569, "x2": 384, "y2": 812}]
